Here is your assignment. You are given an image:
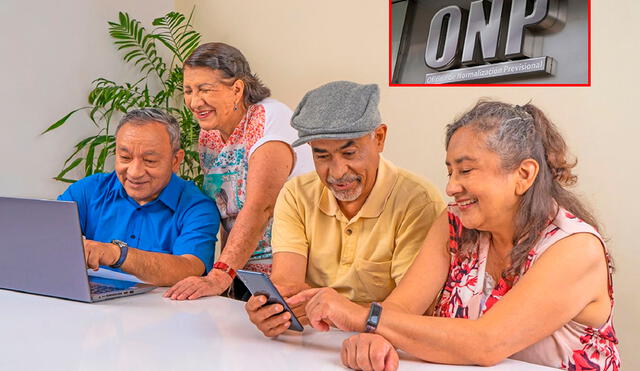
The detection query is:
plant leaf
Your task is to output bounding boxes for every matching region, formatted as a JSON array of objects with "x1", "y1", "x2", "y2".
[
  {"x1": 85, "y1": 141, "x2": 96, "y2": 174},
  {"x1": 152, "y1": 8, "x2": 201, "y2": 63},
  {"x1": 53, "y1": 177, "x2": 77, "y2": 184},
  {"x1": 95, "y1": 141, "x2": 115, "y2": 173},
  {"x1": 41, "y1": 107, "x2": 89, "y2": 135},
  {"x1": 109, "y1": 11, "x2": 166, "y2": 80},
  {"x1": 57, "y1": 157, "x2": 83, "y2": 178},
  {"x1": 63, "y1": 135, "x2": 97, "y2": 165}
]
